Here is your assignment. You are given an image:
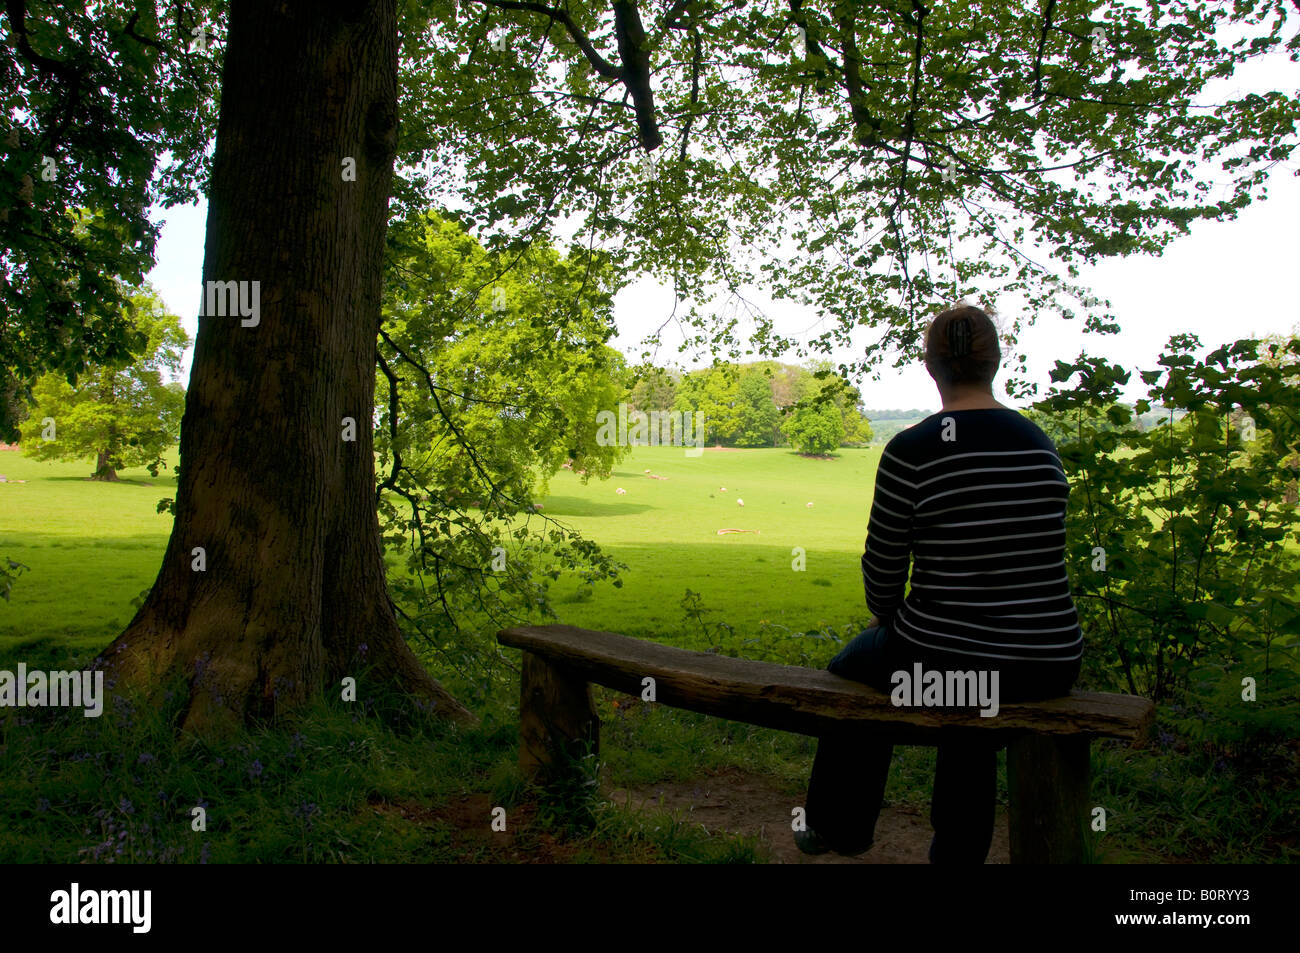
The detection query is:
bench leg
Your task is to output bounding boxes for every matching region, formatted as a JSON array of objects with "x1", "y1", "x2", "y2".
[
  {"x1": 1007, "y1": 734, "x2": 1090, "y2": 864},
  {"x1": 518, "y1": 651, "x2": 599, "y2": 784}
]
